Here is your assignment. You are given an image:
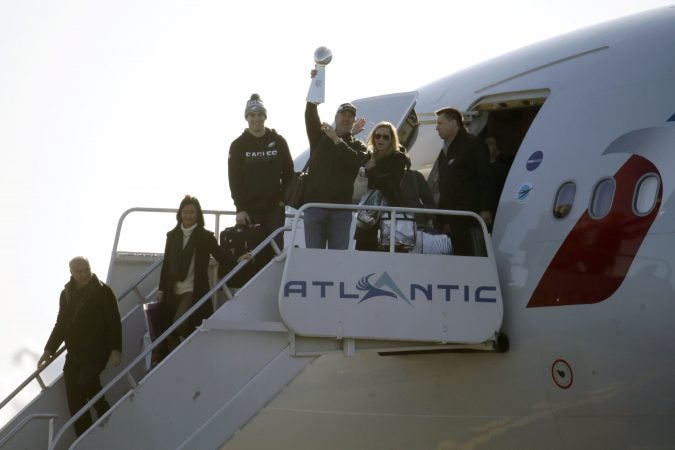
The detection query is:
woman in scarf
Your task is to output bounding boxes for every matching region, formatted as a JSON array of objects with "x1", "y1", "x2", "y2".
[
  {"x1": 157, "y1": 195, "x2": 247, "y2": 353},
  {"x1": 355, "y1": 122, "x2": 408, "y2": 251}
]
